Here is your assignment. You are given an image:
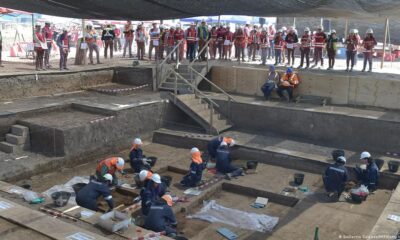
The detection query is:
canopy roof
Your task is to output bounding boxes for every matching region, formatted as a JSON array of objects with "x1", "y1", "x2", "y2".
[{"x1": 0, "y1": 0, "x2": 398, "y2": 20}]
